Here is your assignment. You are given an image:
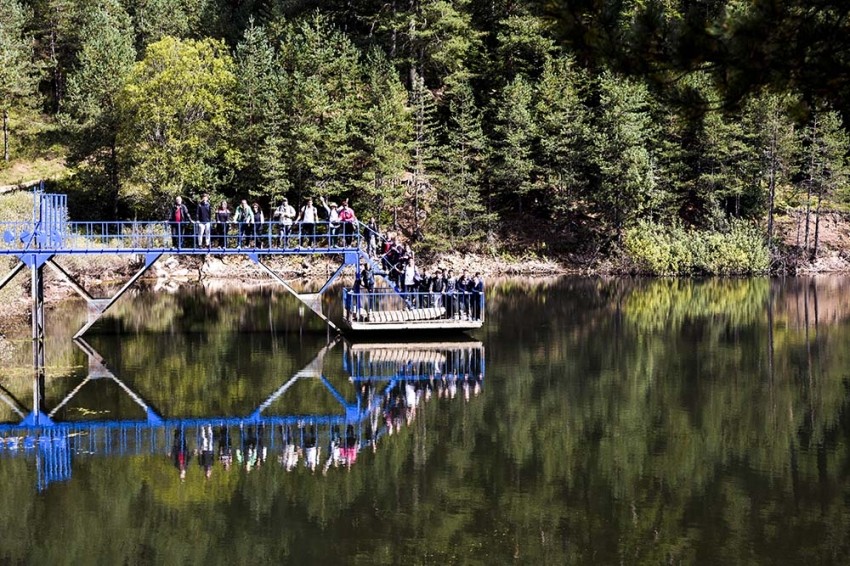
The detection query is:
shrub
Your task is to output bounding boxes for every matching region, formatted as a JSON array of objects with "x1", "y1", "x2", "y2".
[{"x1": 624, "y1": 220, "x2": 769, "y2": 275}]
